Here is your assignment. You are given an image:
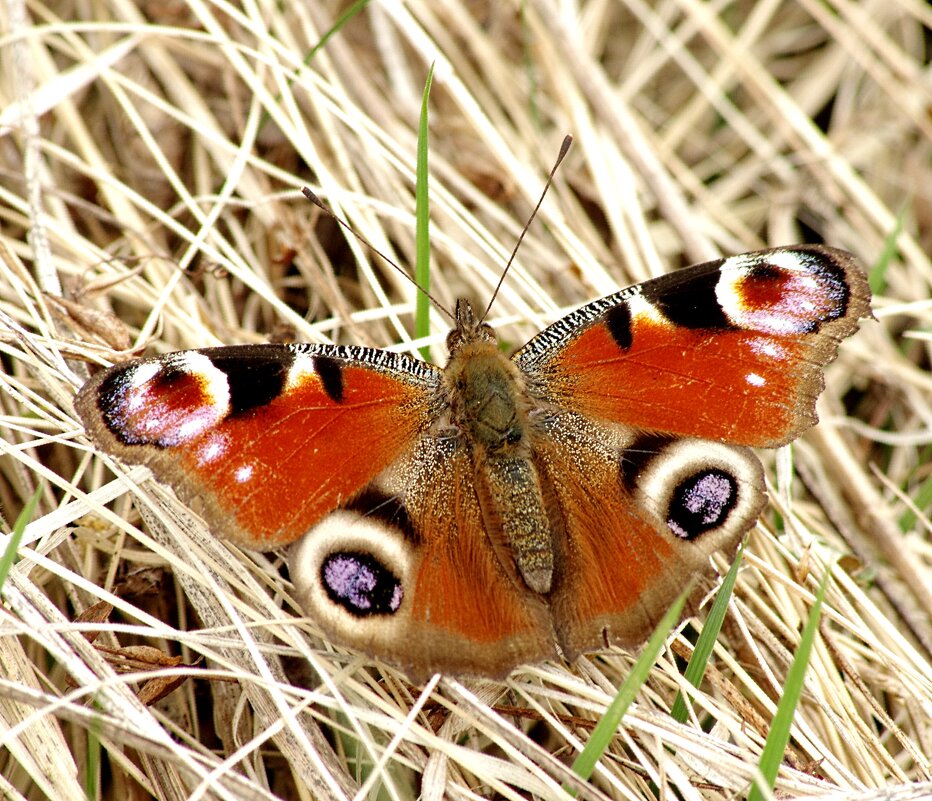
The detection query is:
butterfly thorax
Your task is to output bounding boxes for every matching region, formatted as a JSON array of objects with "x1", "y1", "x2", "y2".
[
  {"x1": 444, "y1": 299, "x2": 554, "y2": 594},
  {"x1": 444, "y1": 299, "x2": 530, "y2": 454},
  {"x1": 446, "y1": 340, "x2": 524, "y2": 452}
]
